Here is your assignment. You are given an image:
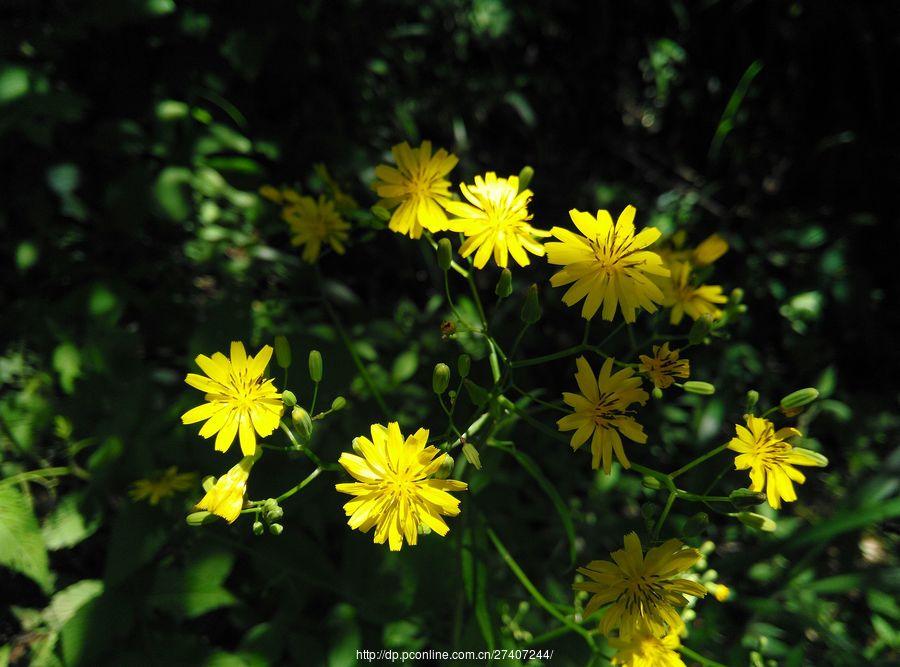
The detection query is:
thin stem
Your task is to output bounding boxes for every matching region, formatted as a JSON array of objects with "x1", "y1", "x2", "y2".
[
  {"x1": 423, "y1": 232, "x2": 469, "y2": 278},
  {"x1": 678, "y1": 645, "x2": 728, "y2": 667},
  {"x1": 653, "y1": 491, "x2": 677, "y2": 541},
  {"x1": 275, "y1": 467, "x2": 323, "y2": 503},
  {"x1": 629, "y1": 462, "x2": 676, "y2": 492},
  {"x1": 466, "y1": 270, "x2": 488, "y2": 330},
  {"x1": 760, "y1": 405, "x2": 780, "y2": 418},
  {"x1": 511, "y1": 344, "x2": 586, "y2": 368},
  {"x1": 0, "y1": 467, "x2": 72, "y2": 488},
  {"x1": 279, "y1": 421, "x2": 339, "y2": 471},
  {"x1": 309, "y1": 382, "x2": 320, "y2": 414},
  {"x1": 669, "y1": 443, "x2": 729, "y2": 480},
  {"x1": 486, "y1": 526, "x2": 597, "y2": 650}
]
